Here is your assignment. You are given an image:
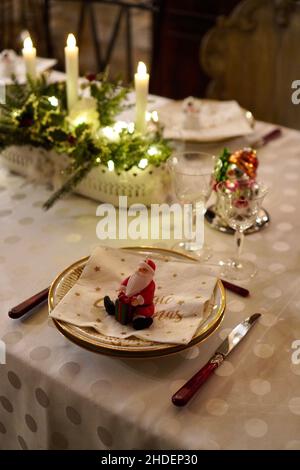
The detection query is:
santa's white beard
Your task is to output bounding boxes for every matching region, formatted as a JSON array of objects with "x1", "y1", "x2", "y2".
[{"x1": 125, "y1": 271, "x2": 153, "y2": 297}]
